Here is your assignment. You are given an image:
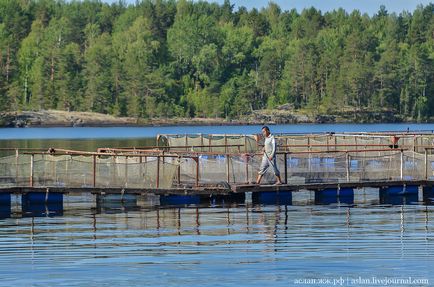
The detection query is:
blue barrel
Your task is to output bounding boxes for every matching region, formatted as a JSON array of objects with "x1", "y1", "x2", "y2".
[
  {"x1": 252, "y1": 191, "x2": 292, "y2": 205},
  {"x1": 315, "y1": 188, "x2": 337, "y2": 204},
  {"x1": 22, "y1": 192, "x2": 63, "y2": 203},
  {"x1": 0, "y1": 193, "x2": 11, "y2": 219},
  {"x1": 382, "y1": 185, "x2": 418, "y2": 196},
  {"x1": 315, "y1": 188, "x2": 354, "y2": 205},
  {"x1": 338, "y1": 187, "x2": 354, "y2": 197},
  {"x1": 380, "y1": 190, "x2": 418, "y2": 205},
  {"x1": 338, "y1": 187, "x2": 354, "y2": 204},
  {"x1": 160, "y1": 194, "x2": 201, "y2": 206},
  {"x1": 423, "y1": 186, "x2": 434, "y2": 203}
]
